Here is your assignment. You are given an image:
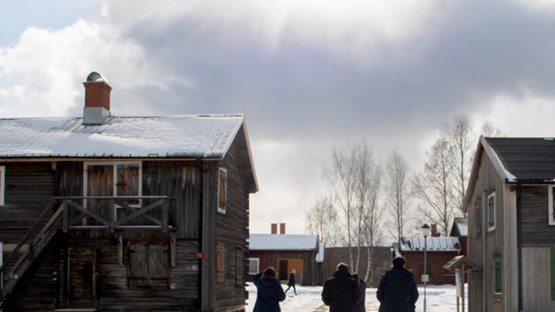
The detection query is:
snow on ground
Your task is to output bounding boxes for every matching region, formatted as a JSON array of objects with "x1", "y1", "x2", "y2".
[{"x1": 246, "y1": 283, "x2": 467, "y2": 312}]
